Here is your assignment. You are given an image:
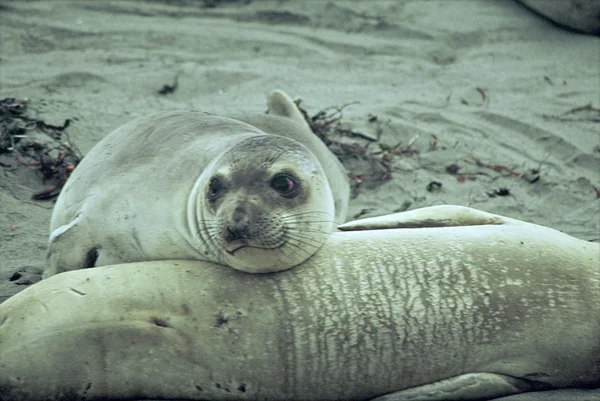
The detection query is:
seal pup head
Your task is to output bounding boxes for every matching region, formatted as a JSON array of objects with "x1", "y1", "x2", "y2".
[{"x1": 197, "y1": 134, "x2": 335, "y2": 273}]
